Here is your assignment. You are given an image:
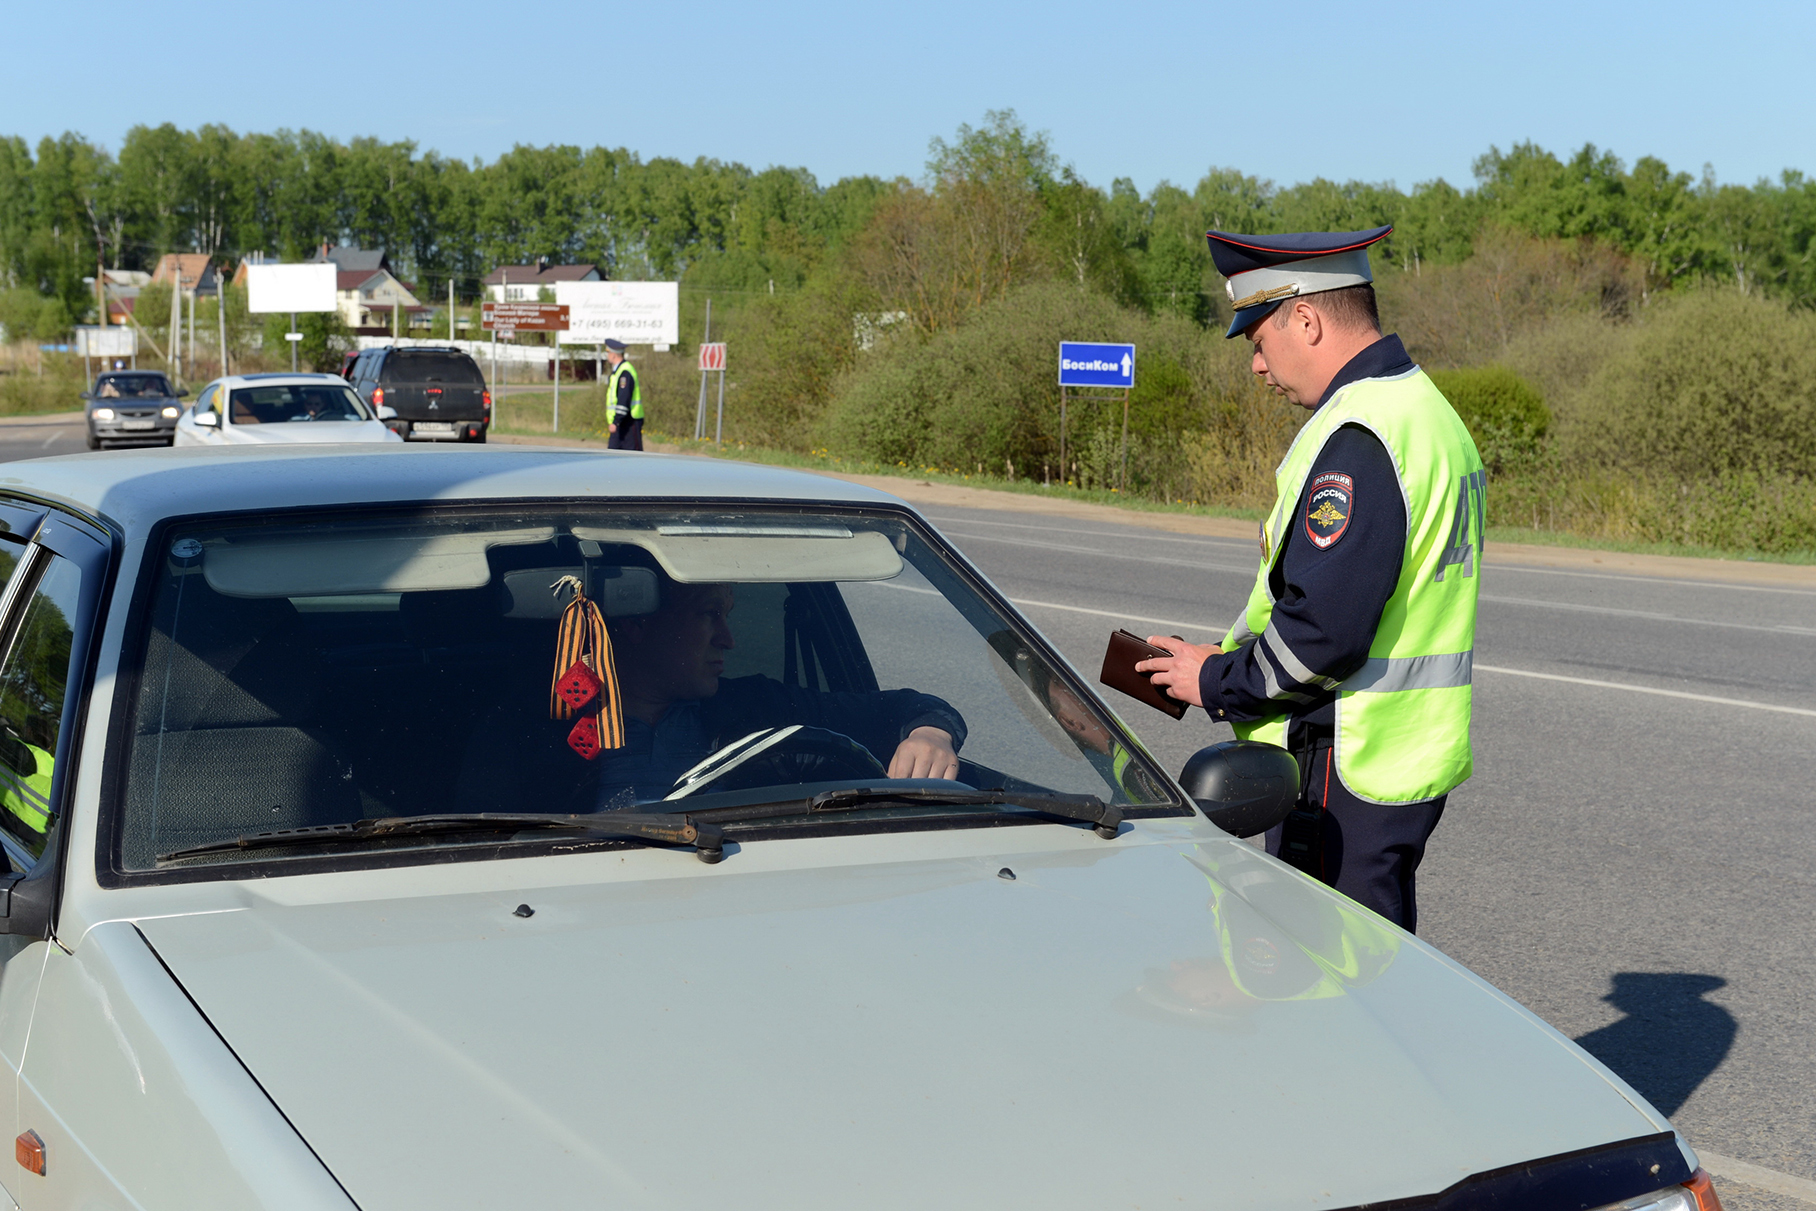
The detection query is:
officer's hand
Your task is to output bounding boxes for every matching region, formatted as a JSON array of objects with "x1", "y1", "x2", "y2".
[
  {"x1": 888, "y1": 726, "x2": 961, "y2": 780},
  {"x1": 1136, "y1": 637, "x2": 1221, "y2": 708}
]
